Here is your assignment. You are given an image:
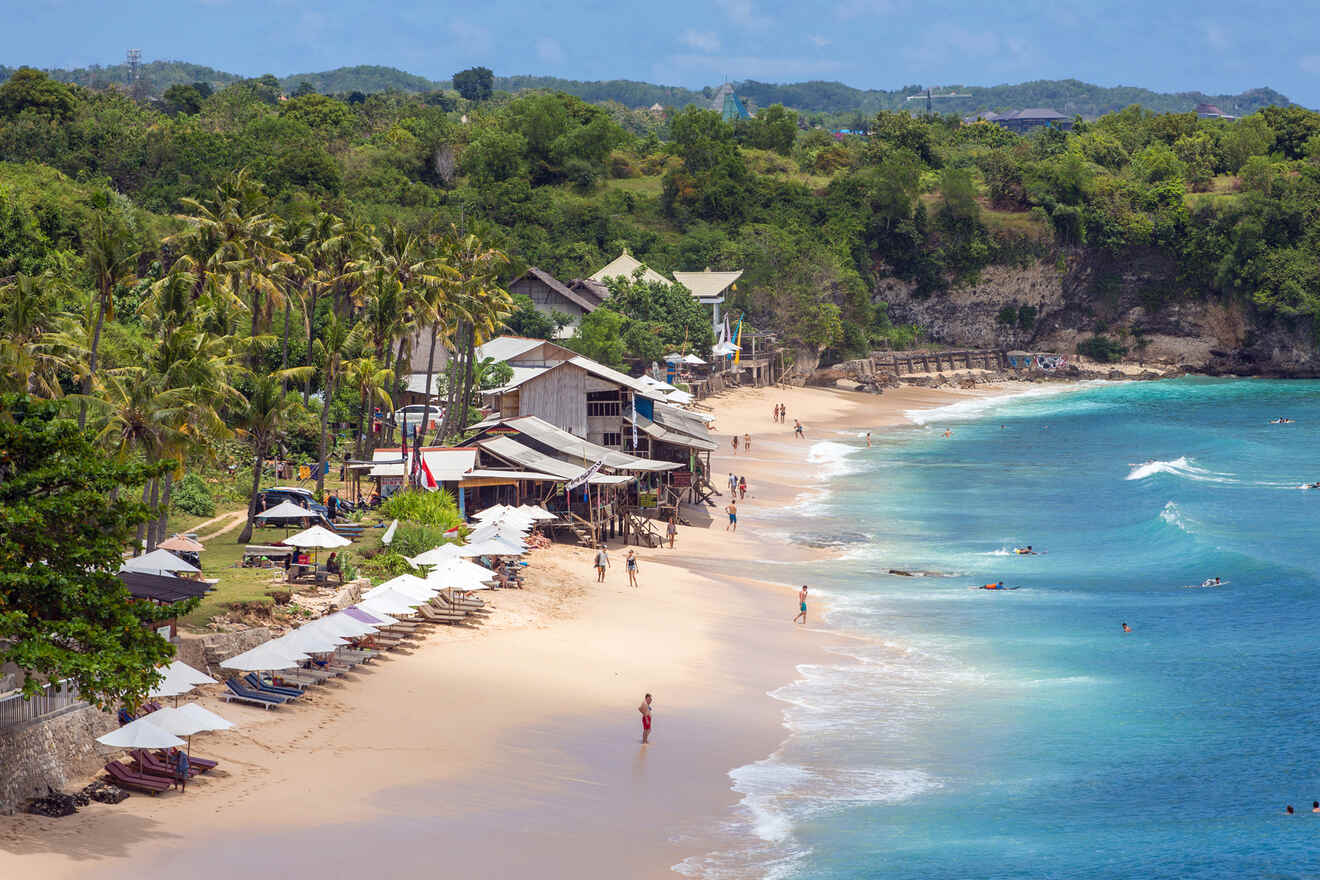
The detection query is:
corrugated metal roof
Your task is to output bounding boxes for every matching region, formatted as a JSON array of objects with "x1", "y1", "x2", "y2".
[
  {"x1": 480, "y1": 365, "x2": 553, "y2": 394},
  {"x1": 626, "y1": 410, "x2": 717, "y2": 451},
  {"x1": 651, "y1": 400, "x2": 714, "y2": 441},
  {"x1": 405, "y1": 373, "x2": 443, "y2": 395},
  {"x1": 517, "y1": 267, "x2": 599, "y2": 313},
  {"x1": 474, "y1": 336, "x2": 546, "y2": 363},
  {"x1": 477, "y1": 436, "x2": 632, "y2": 485},
  {"x1": 462, "y1": 468, "x2": 565, "y2": 482},
  {"x1": 506, "y1": 415, "x2": 681, "y2": 472}
]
